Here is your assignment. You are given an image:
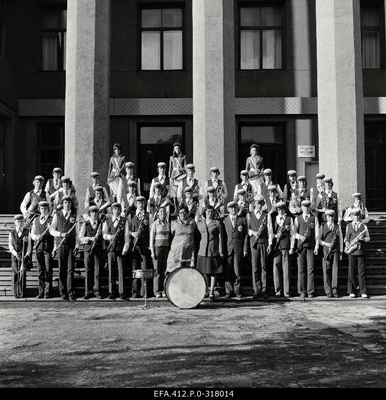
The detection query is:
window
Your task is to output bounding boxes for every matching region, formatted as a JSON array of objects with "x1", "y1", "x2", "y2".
[
  {"x1": 361, "y1": 6, "x2": 382, "y2": 69},
  {"x1": 0, "y1": 0, "x2": 6, "y2": 55},
  {"x1": 38, "y1": 124, "x2": 64, "y2": 178},
  {"x1": 239, "y1": 5, "x2": 283, "y2": 70},
  {"x1": 41, "y1": 8, "x2": 67, "y2": 71},
  {"x1": 141, "y1": 8, "x2": 183, "y2": 70},
  {"x1": 0, "y1": 120, "x2": 4, "y2": 189}
]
